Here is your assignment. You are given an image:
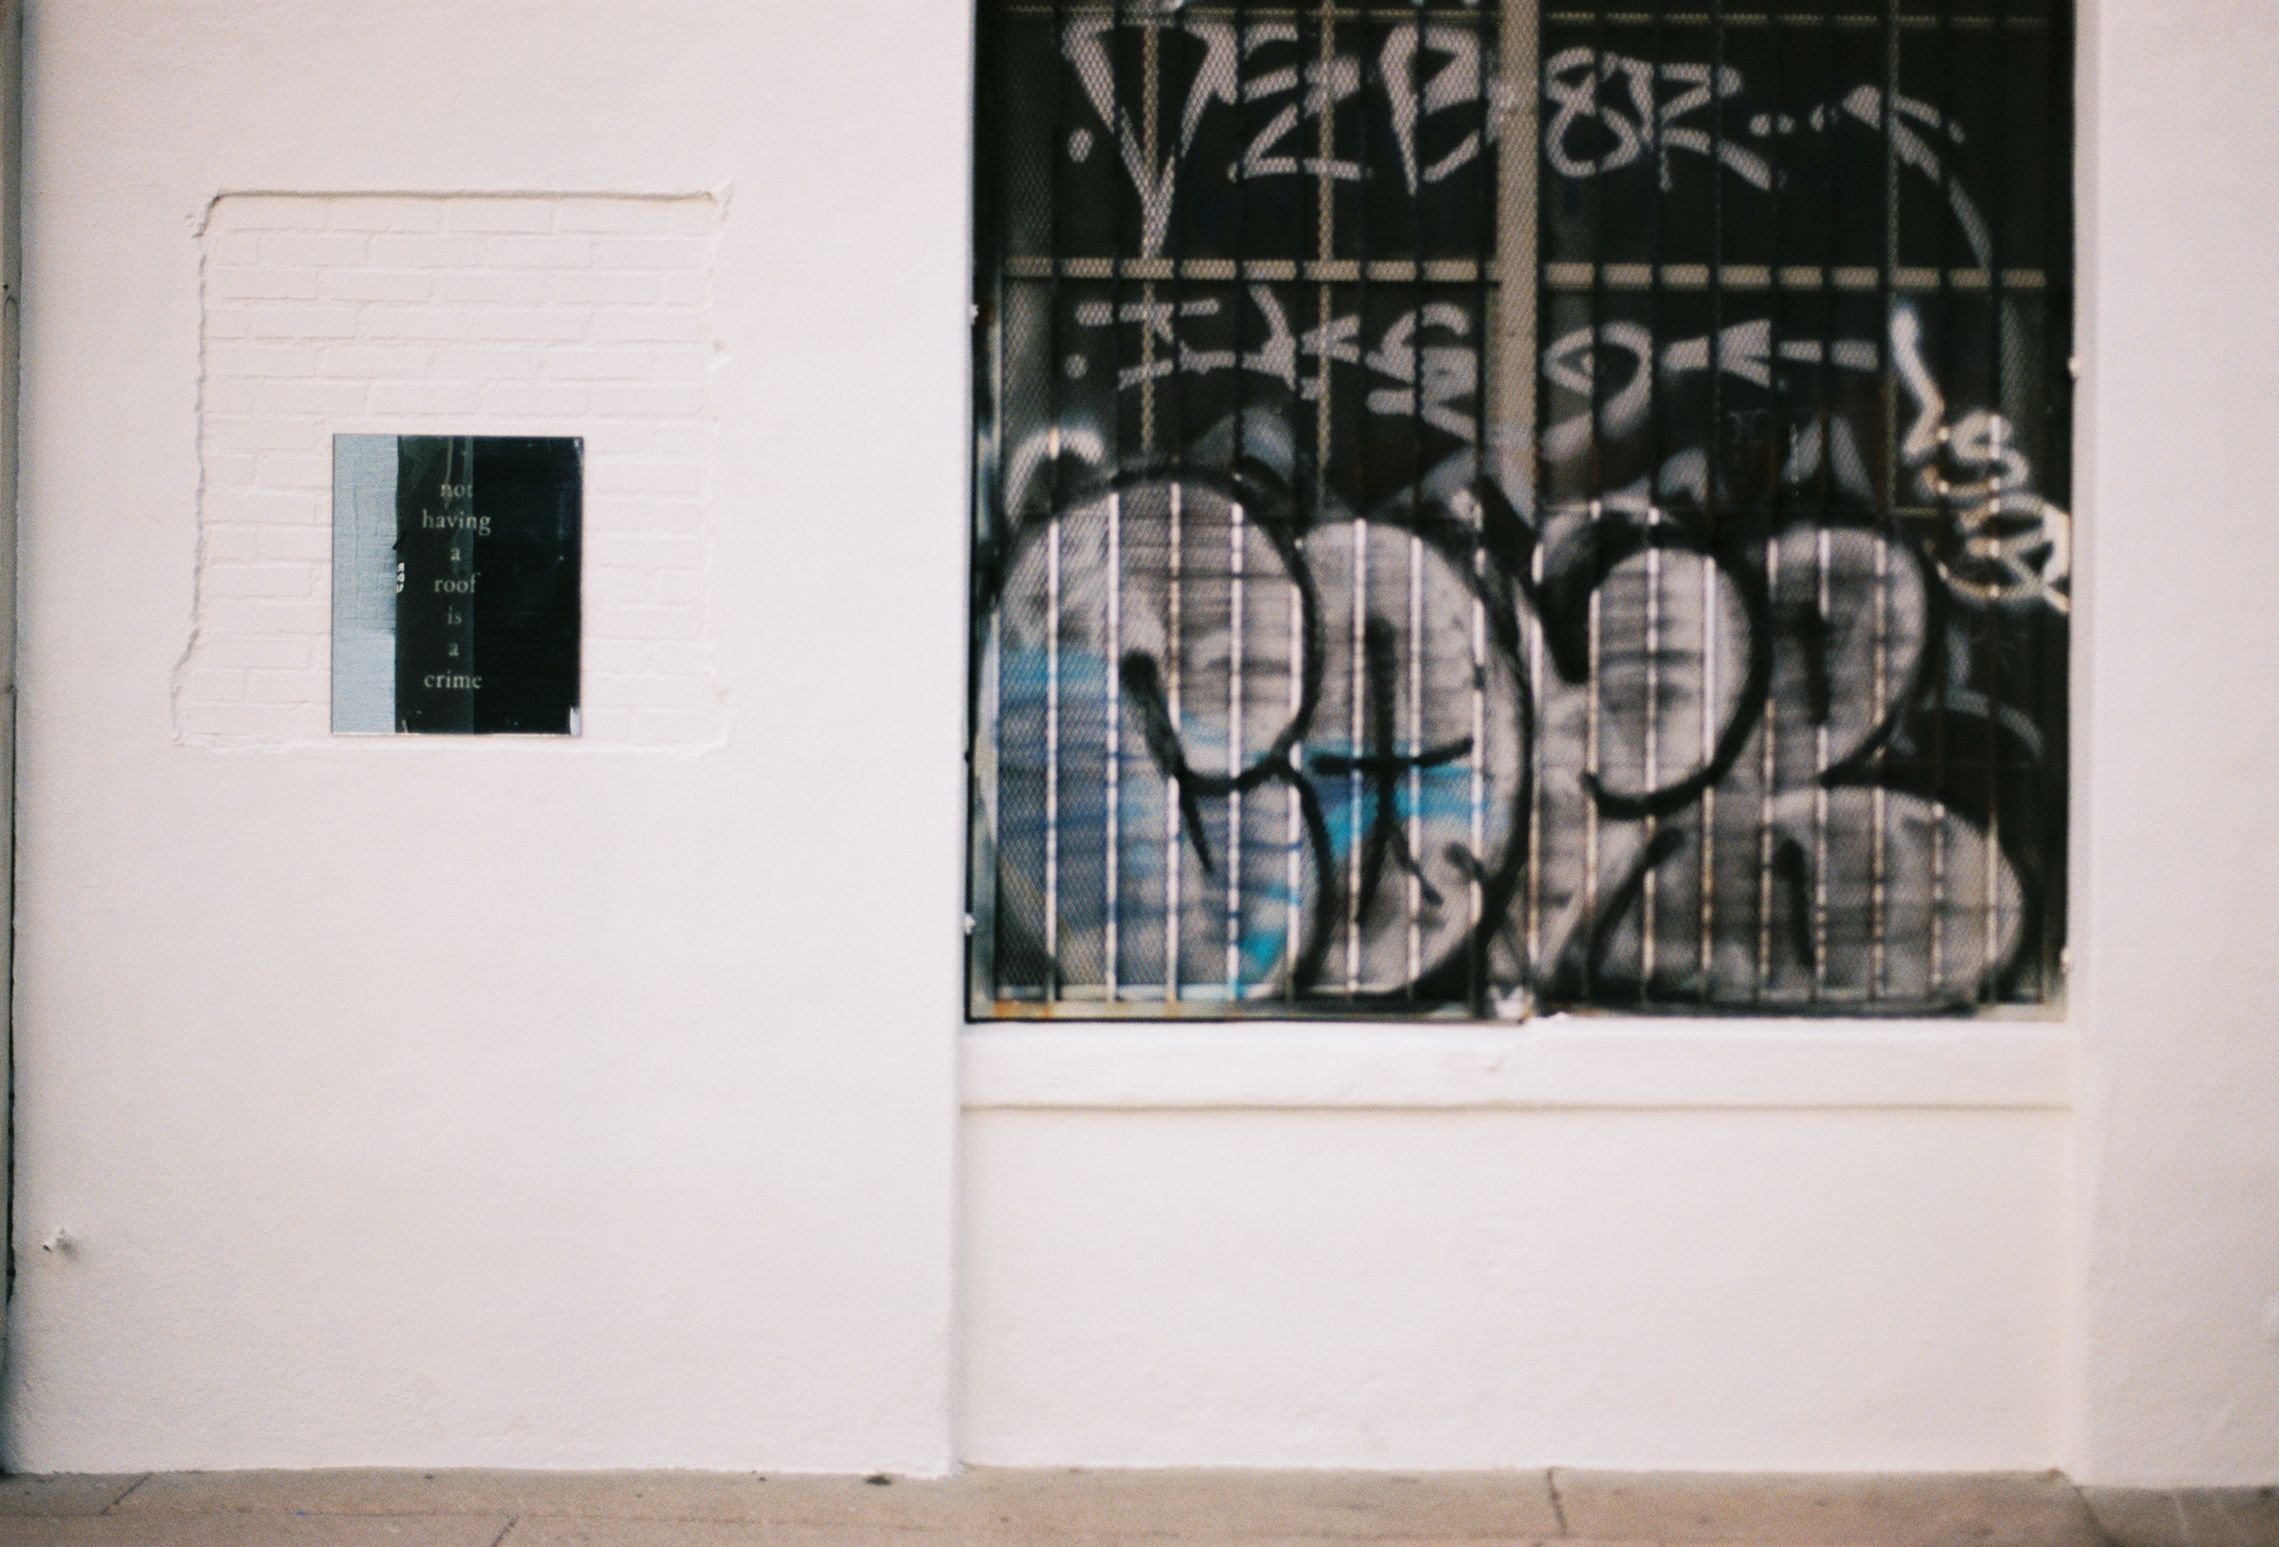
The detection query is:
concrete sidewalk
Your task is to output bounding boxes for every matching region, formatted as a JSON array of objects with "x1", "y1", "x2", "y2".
[{"x1": 0, "y1": 1469, "x2": 2266, "y2": 1546}]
